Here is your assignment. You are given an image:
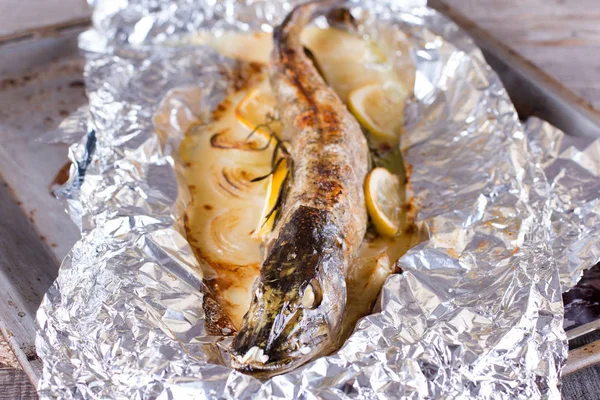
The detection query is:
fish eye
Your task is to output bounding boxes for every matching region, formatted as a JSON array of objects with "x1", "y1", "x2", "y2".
[{"x1": 301, "y1": 279, "x2": 322, "y2": 309}]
